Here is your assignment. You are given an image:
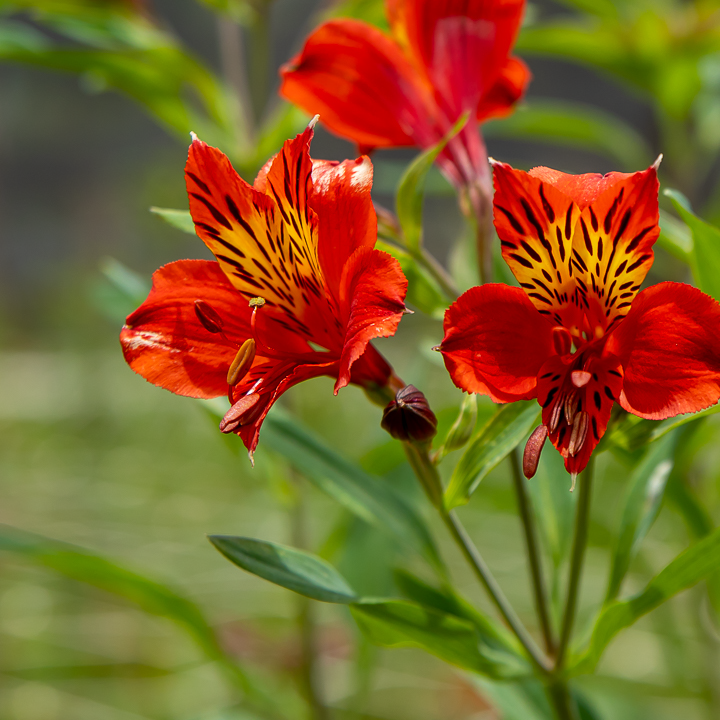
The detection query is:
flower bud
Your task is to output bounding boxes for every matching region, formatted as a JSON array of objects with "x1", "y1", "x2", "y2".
[
  {"x1": 194, "y1": 299, "x2": 224, "y2": 333},
  {"x1": 381, "y1": 385, "x2": 437, "y2": 443},
  {"x1": 442, "y1": 394, "x2": 477, "y2": 453}
]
